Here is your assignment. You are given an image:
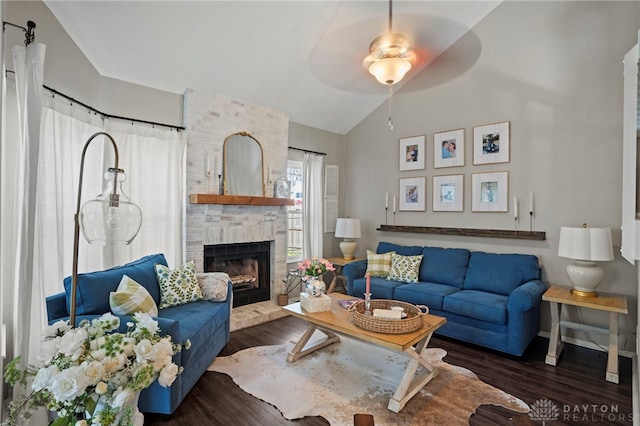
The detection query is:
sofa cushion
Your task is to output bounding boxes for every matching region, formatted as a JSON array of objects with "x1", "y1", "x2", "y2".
[
  {"x1": 387, "y1": 253, "x2": 423, "y2": 283},
  {"x1": 155, "y1": 260, "x2": 203, "y2": 309},
  {"x1": 197, "y1": 272, "x2": 230, "y2": 302},
  {"x1": 377, "y1": 242, "x2": 423, "y2": 256},
  {"x1": 159, "y1": 300, "x2": 230, "y2": 370},
  {"x1": 366, "y1": 250, "x2": 395, "y2": 277},
  {"x1": 64, "y1": 253, "x2": 167, "y2": 316},
  {"x1": 353, "y1": 276, "x2": 403, "y2": 299},
  {"x1": 443, "y1": 290, "x2": 508, "y2": 325},
  {"x1": 394, "y1": 283, "x2": 460, "y2": 310},
  {"x1": 109, "y1": 275, "x2": 159, "y2": 316},
  {"x1": 419, "y1": 247, "x2": 470, "y2": 288},
  {"x1": 463, "y1": 252, "x2": 540, "y2": 295}
]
